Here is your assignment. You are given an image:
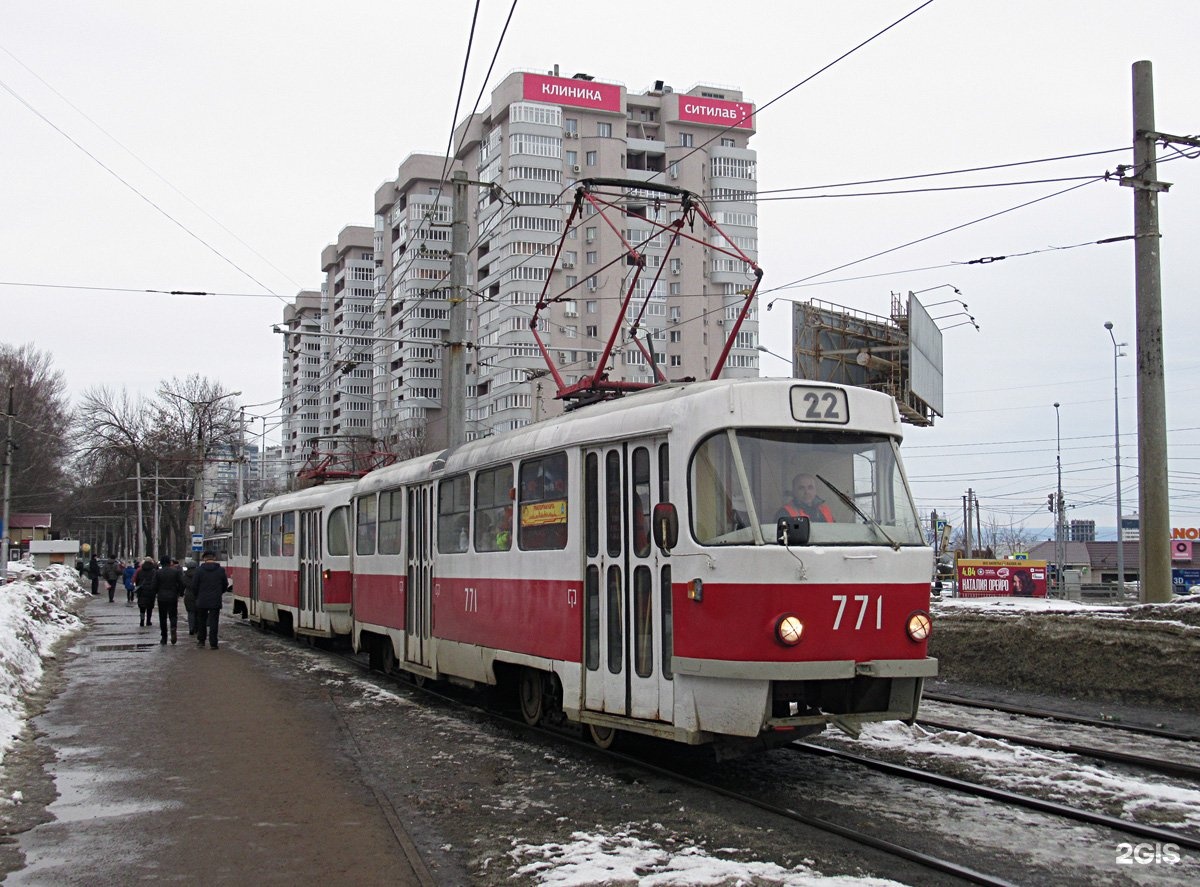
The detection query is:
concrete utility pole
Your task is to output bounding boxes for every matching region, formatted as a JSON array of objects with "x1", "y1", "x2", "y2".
[
  {"x1": 1105, "y1": 322, "x2": 1126, "y2": 591},
  {"x1": 135, "y1": 462, "x2": 145, "y2": 558},
  {"x1": 1, "y1": 386, "x2": 14, "y2": 582},
  {"x1": 1054, "y1": 402, "x2": 1064, "y2": 593},
  {"x1": 445, "y1": 169, "x2": 470, "y2": 451},
  {"x1": 1127, "y1": 61, "x2": 1172, "y2": 603}
]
